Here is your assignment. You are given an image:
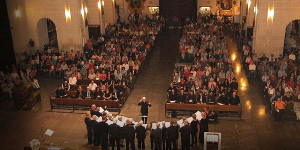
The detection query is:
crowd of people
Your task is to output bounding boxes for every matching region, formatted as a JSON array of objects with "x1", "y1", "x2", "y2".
[
  {"x1": 85, "y1": 103, "x2": 212, "y2": 150},
  {"x1": 167, "y1": 15, "x2": 240, "y2": 107},
  {"x1": 242, "y1": 41, "x2": 300, "y2": 120}
]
